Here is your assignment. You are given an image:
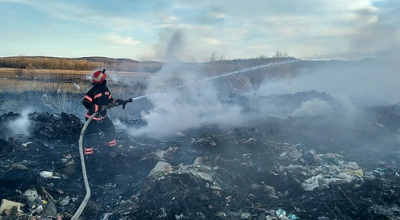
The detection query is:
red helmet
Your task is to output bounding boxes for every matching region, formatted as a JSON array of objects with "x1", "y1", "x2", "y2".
[{"x1": 92, "y1": 70, "x2": 107, "y2": 84}]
